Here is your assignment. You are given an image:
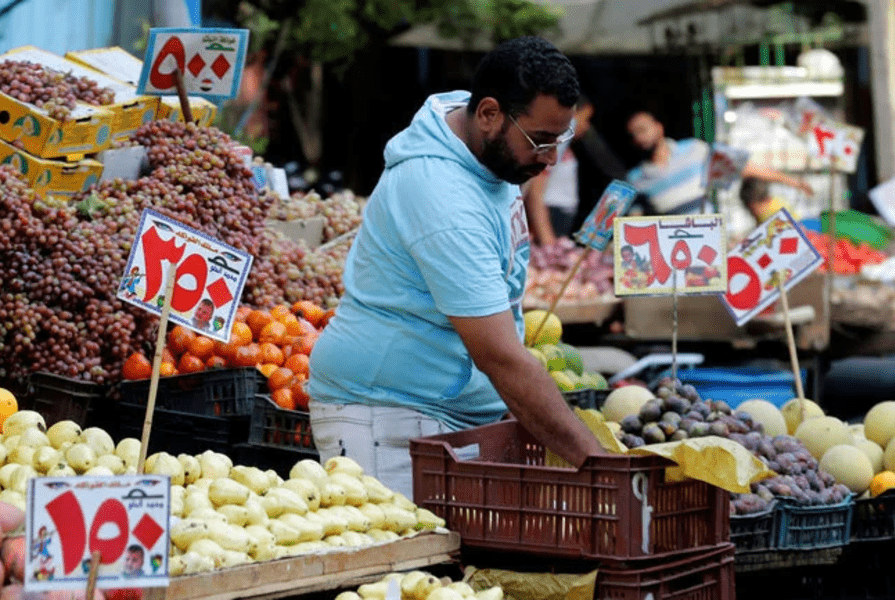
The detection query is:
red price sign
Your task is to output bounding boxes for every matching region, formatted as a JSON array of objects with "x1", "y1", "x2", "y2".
[
  {"x1": 117, "y1": 208, "x2": 253, "y2": 342},
  {"x1": 613, "y1": 215, "x2": 727, "y2": 297},
  {"x1": 25, "y1": 475, "x2": 170, "y2": 592},
  {"x1": 136, "y1": 27, "x2": 249, "y2": 100},
  {"x1": 705, "y1": 143, "x2": 750, "y2": 191},
  {"x1": 804, "y1": 116, "x2": 865, "y2": 173},
  {"x1": 721, "y1": 208, "x2": 823, "y2": 325}
]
